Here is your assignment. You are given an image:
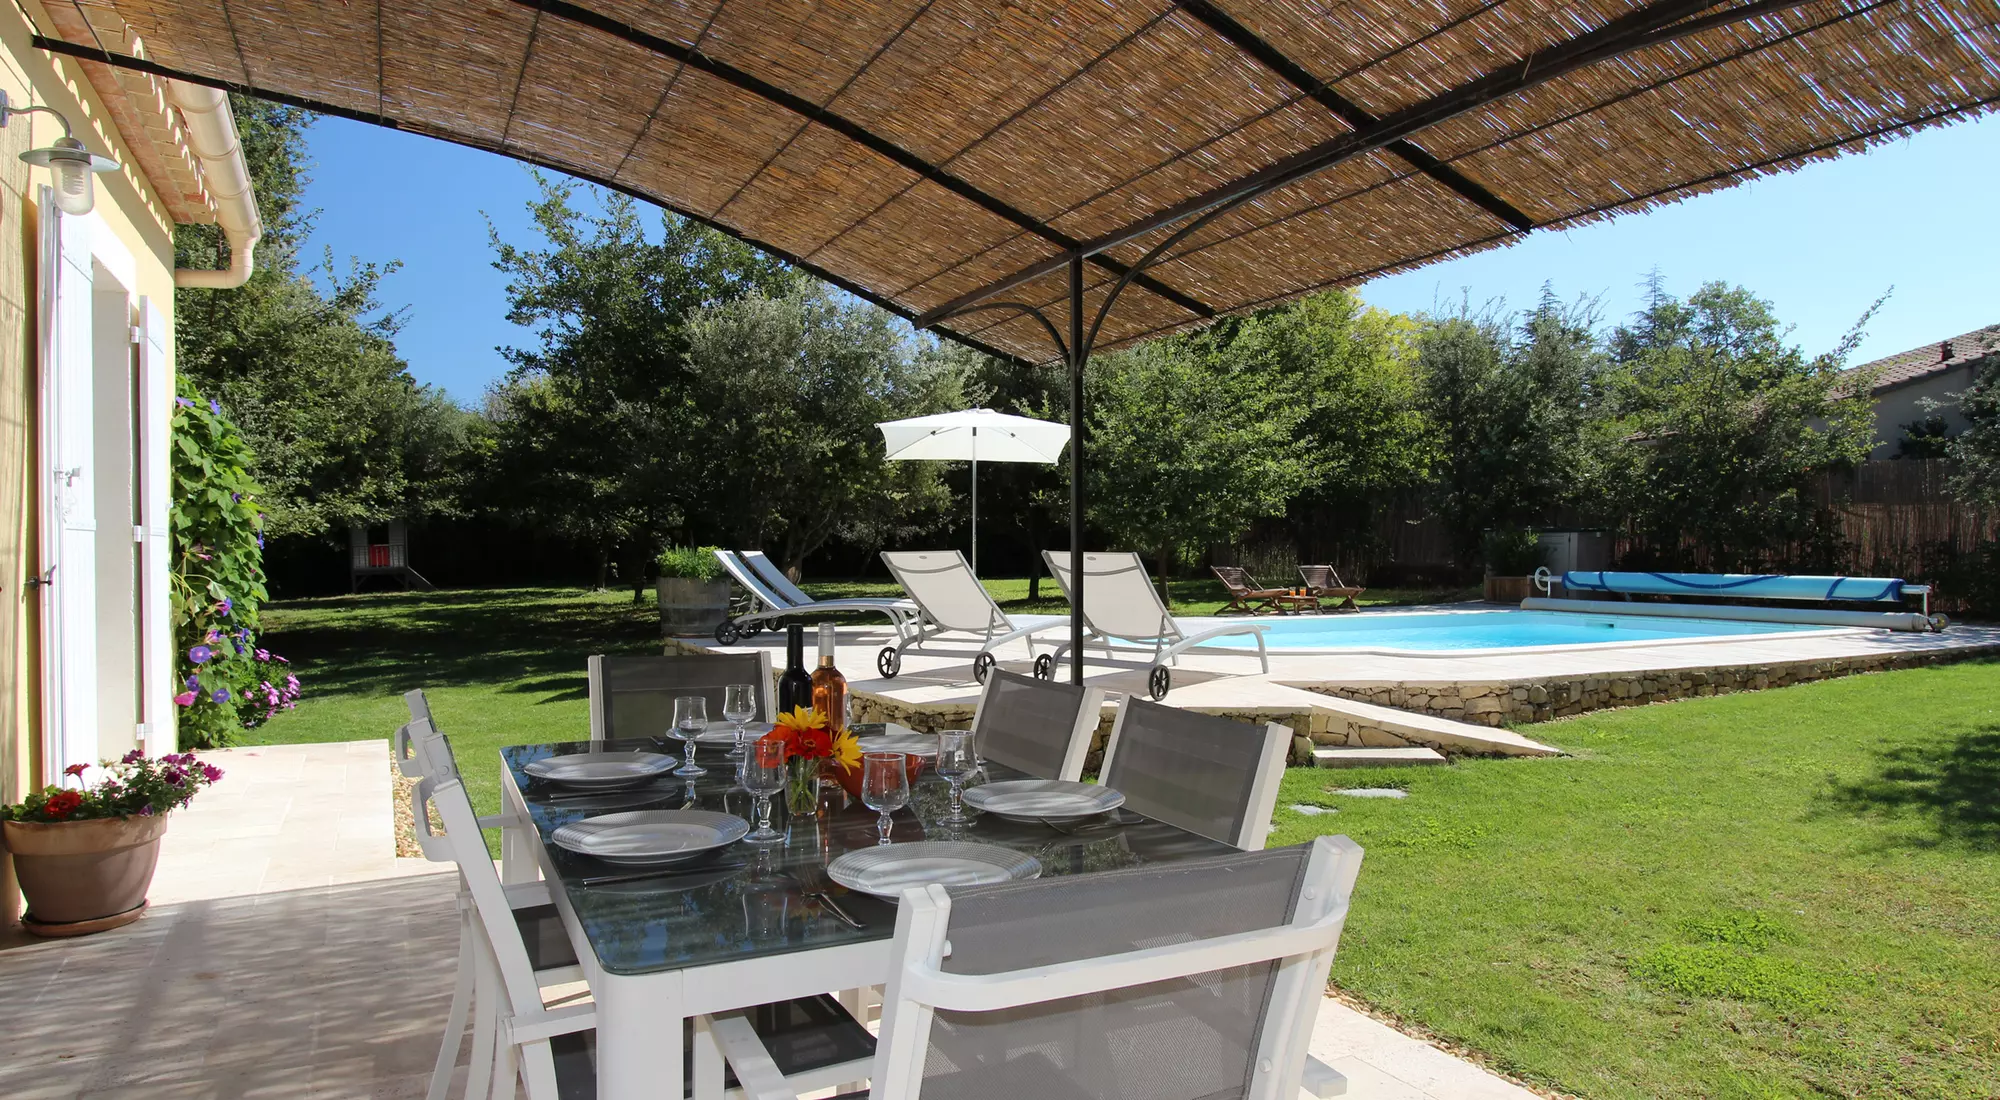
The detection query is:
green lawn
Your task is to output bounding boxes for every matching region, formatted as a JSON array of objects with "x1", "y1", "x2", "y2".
[{"x1": 246, "y1": 585, "x2": 1998, "y2": 1099}]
